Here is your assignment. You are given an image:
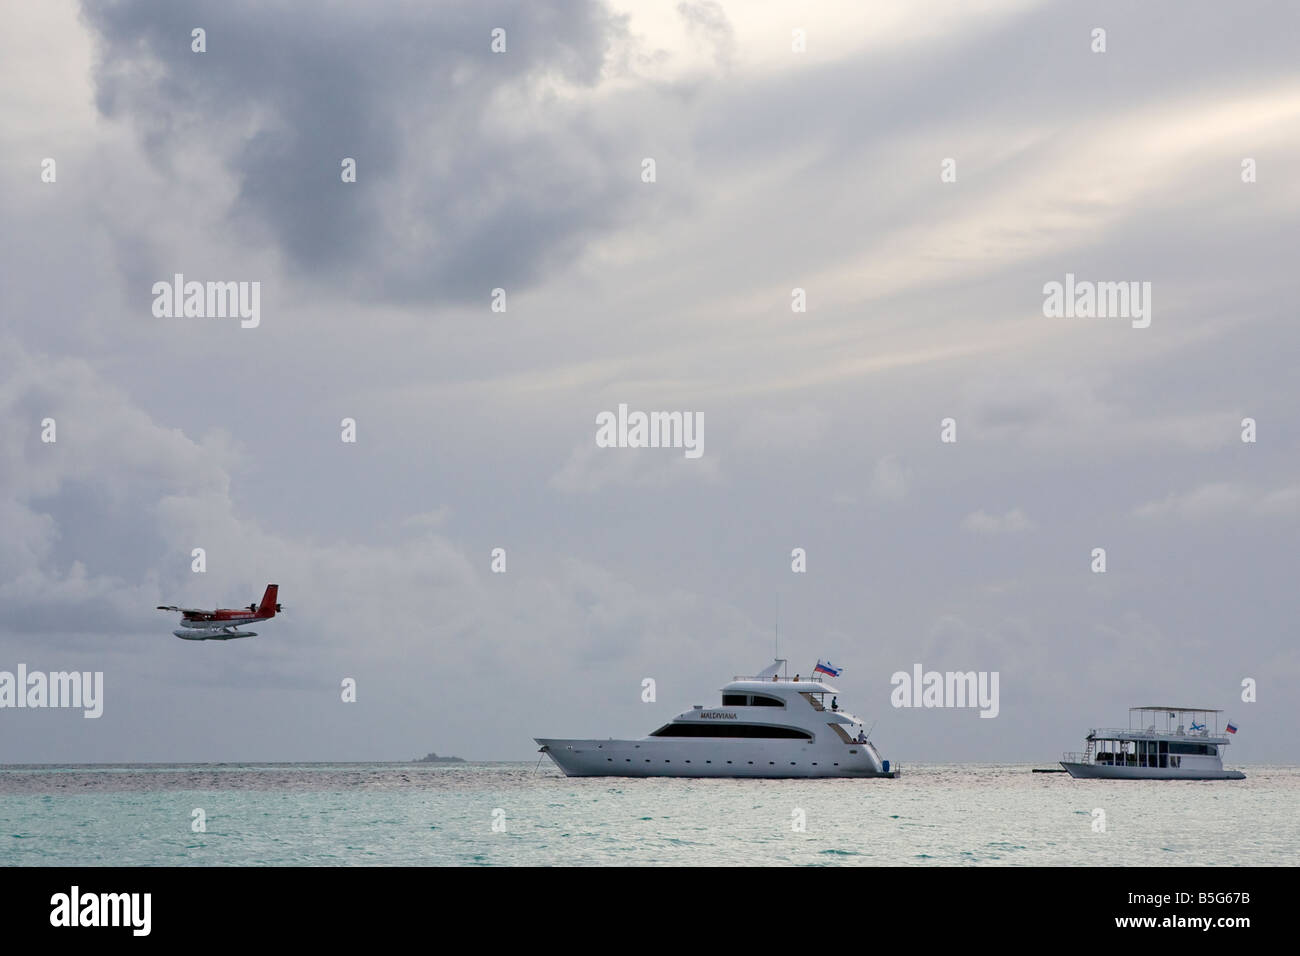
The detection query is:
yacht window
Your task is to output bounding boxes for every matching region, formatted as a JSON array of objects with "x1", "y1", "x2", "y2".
[
  {"x1": 719, "y1": 693, "x2": 785, "y2": 707},
  {"x1": 650, "y1": 723, "x2": 813, "y2": 739}
]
